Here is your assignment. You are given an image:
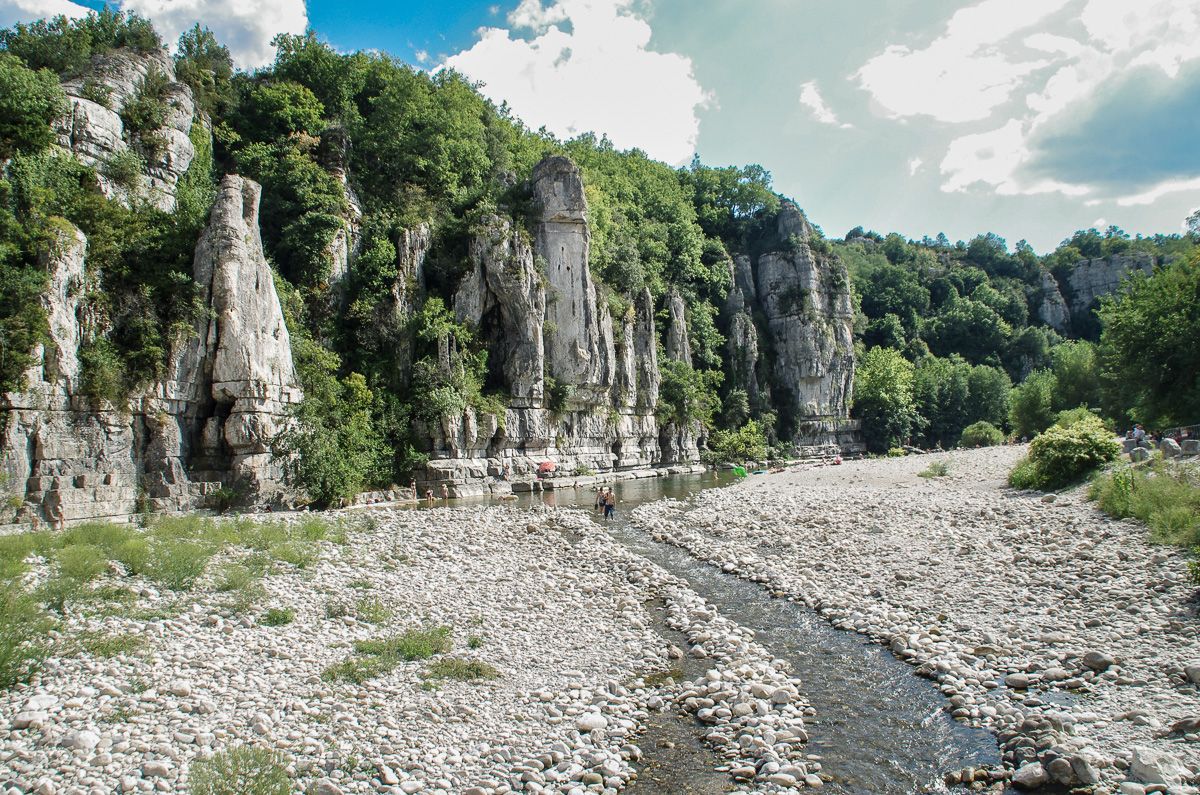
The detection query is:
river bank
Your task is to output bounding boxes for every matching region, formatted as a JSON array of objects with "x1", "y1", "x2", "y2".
[
  {"x1": 632, "y1": 446, "x2": 1200, "y2": 794},
  {"x1": 0, "y1": 496, "x2": 826, "y2": 795}
]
